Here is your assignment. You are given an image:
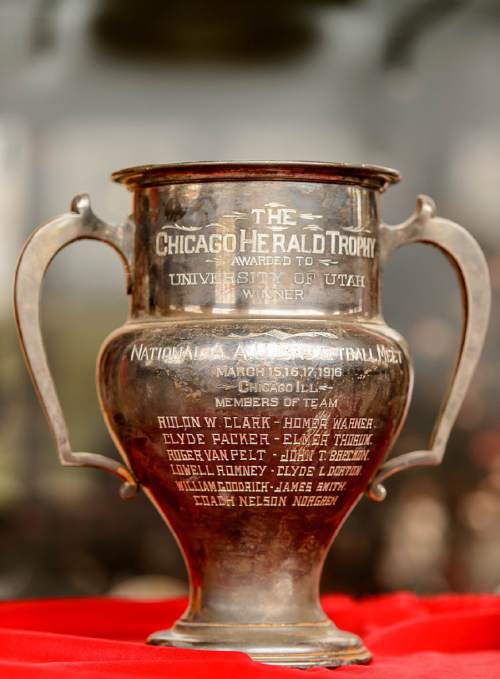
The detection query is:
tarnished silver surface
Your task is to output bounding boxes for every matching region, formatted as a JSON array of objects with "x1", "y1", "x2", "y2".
[
  {"x1": 13, "y1": 161, "x2": 490, "y2": 668},
  {"x1": 14, "y1": 193, "x2": 139, "y2": 500},
  {"x1": 368, "y1": 195, "x2": 491, "y2": 501}
]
